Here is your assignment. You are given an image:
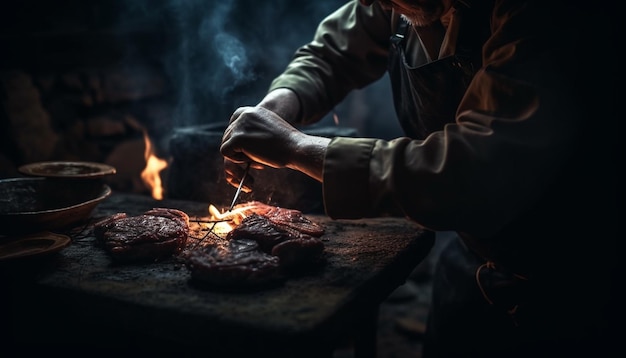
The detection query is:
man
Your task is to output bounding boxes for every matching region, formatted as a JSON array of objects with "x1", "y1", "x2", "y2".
[{"x1": 220, "y1": 0, "x2": 617, "y2": 357}]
